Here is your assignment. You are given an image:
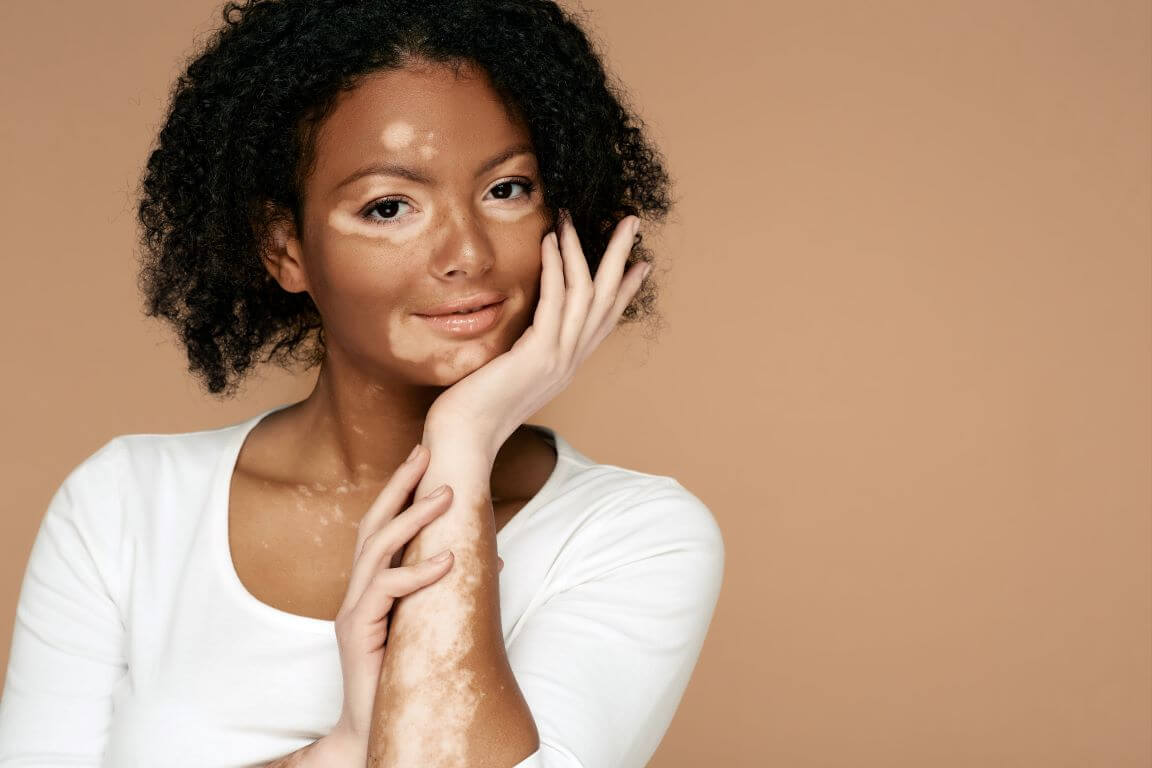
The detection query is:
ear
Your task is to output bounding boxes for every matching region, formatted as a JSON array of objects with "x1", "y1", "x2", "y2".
[{"x1": 257, "y1": 203, "x2": 310, "y2": 294}]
